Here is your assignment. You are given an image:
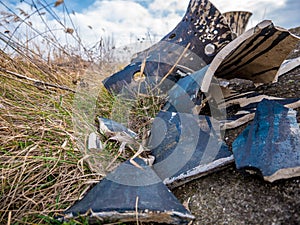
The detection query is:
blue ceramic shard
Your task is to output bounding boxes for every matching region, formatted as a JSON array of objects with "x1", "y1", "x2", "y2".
[
  {"x1": 232, "y1": 99, "x2": 300, "y2": 182},
  {"x1": 98, "y1": 117, "x2": 137, "y2": 138},
  {"x1": 147, "y1": 111, "x2": 233, "y2": 188},
  {"x1": 103, "y1": 0, "x2": 232, "y2": 94},
  {"x1": 223, "y1": 92, "x2": 300, "y2": 129},
  {"x1": 163, "y1": 65, "x2": 209, "y2": 114},
  {"x1": 63, "y1": 158, "x2": 194, "y2": 224}
]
